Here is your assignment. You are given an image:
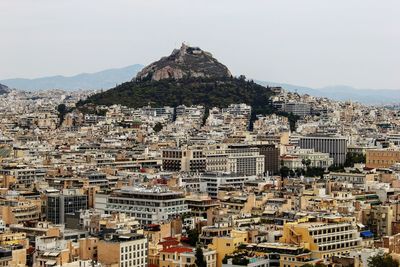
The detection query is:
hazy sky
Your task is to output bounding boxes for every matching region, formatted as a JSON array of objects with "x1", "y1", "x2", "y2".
[{"x1": 1, "y1": 0, "x2": 399, "y2": 89}]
